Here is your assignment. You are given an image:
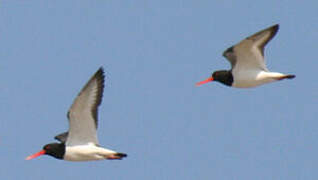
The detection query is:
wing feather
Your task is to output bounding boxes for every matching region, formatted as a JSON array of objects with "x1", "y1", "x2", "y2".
[
  {"x1": 66, "y1": 67, "x2": 105, "y2": 146},
  {"x1": 223, "y1": 24, "x2": 279, "y2": 71}
]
